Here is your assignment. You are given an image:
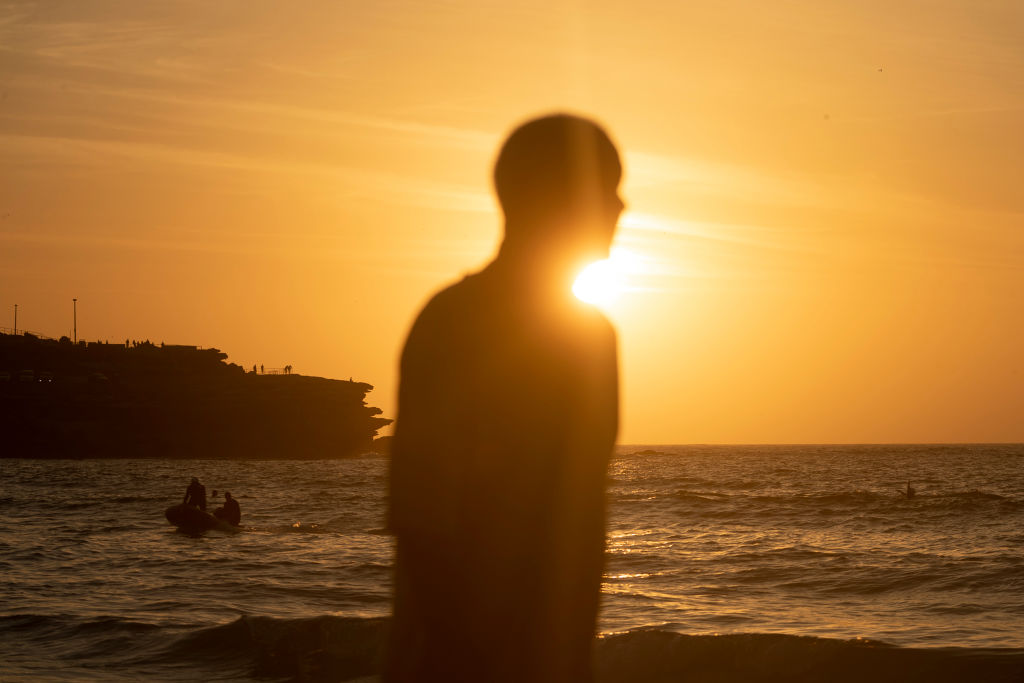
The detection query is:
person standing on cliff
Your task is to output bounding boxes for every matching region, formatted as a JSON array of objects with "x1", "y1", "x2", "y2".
[{"x1": 385, "y1": 113, "x2": 622, "y2": 683}]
